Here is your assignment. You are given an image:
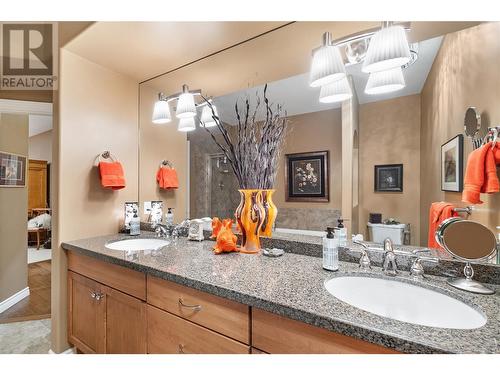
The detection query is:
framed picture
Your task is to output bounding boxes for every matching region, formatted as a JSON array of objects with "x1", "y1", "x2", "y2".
[
  {"x1": 124, "y1": 201, "x2": 139, "y2": 229},
  {"x1": 374, "y1": 164, "x2": 403, "y2": 192},
  {"x1": 441, "y1": 135, "x2": 464, "y2": 192},
  {"x1": 0, "y1": 151, "x2": 27, "y2": 187},
  {"x1": 285, "y1": 150, "x2": 329, "y2": 202}
]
